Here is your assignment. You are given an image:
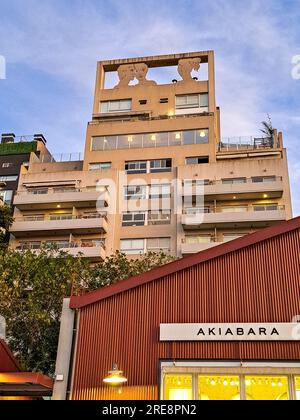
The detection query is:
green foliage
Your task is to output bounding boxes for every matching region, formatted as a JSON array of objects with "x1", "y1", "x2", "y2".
[
  {"x1": 0, "y1": 248, "x2": 175, "y2": 376},
  {"x1": 0, "y1": 141, "x2": 37, "y2": 156},
  {"x1": 0, "y1": 204, "x2": 13, "y2": 246}
]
